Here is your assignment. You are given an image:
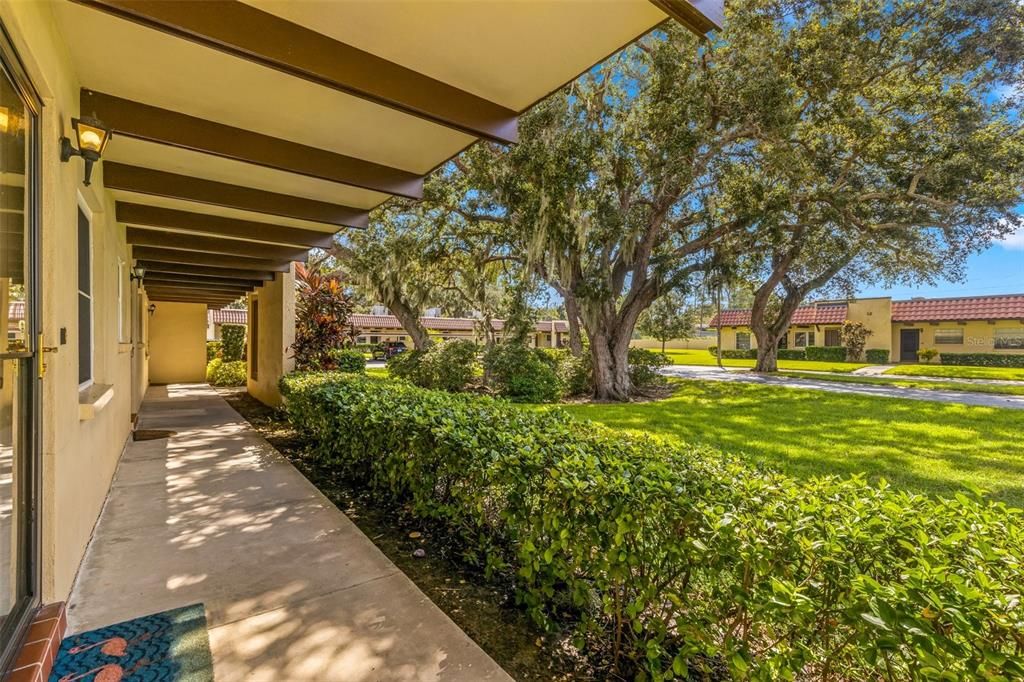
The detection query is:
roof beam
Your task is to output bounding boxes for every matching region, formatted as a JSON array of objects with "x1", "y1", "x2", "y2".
[
  {"x1": 131, "y1": 246, "x2": 292, "y2": 272},
  {"x1": 144, "y1": 274, "x2": 262, "y2": 290},
  {"x1": 105, "y1": 163, "x2": 368, "y2": 229},
  {"x1": 126, "y1": 226, "x2": 309, "y2": 261},
  {"x1": 134, "y1": 260, "x2": 275, "y2": 281},
  {"x1": 145, "y1": 285, "x2": 250, "y2": 297},
  {"x1": 117, "y1": 202, "x2": 335, "y2": 248},
  {"x1": 146, "y1": 292, "x2": 242, "y2": 303},
  {"x1": 82, "y1": 90, "x2": 424, "y2": 199},
  {"x1": 73, "y1": 0, "x2": 518, "y2": 145},
  {"x1": 648, "y1": 0, "x2": 723, "y2": 35}
]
